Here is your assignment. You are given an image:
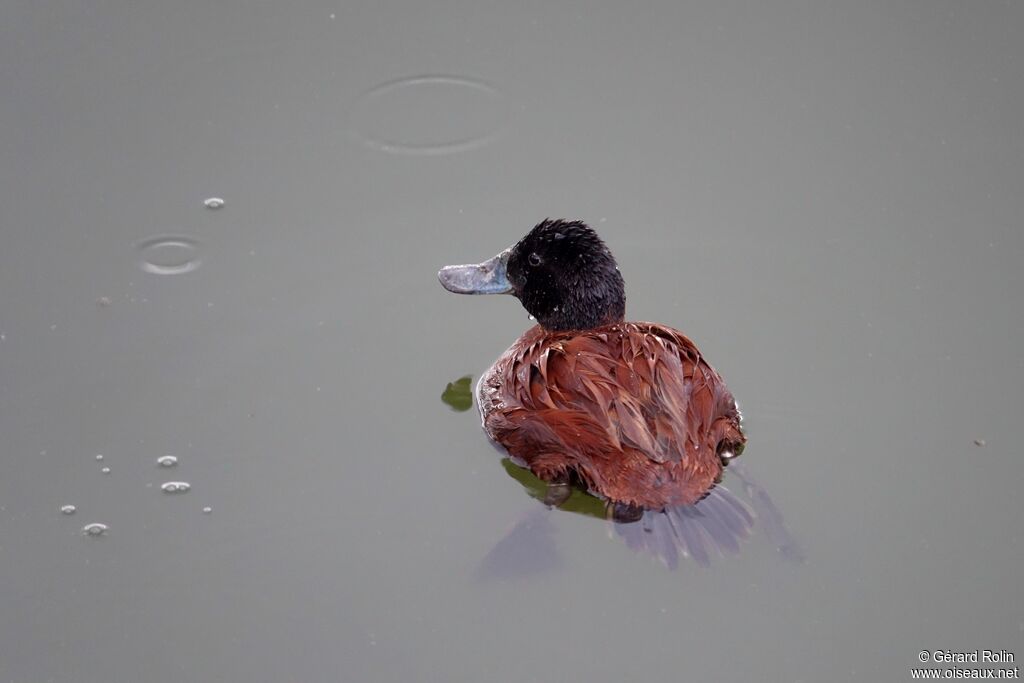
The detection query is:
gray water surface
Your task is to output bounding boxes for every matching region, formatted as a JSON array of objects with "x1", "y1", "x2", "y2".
[{"x1": 1, "y1": 2, "x2": 1022, "y2": 682}]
